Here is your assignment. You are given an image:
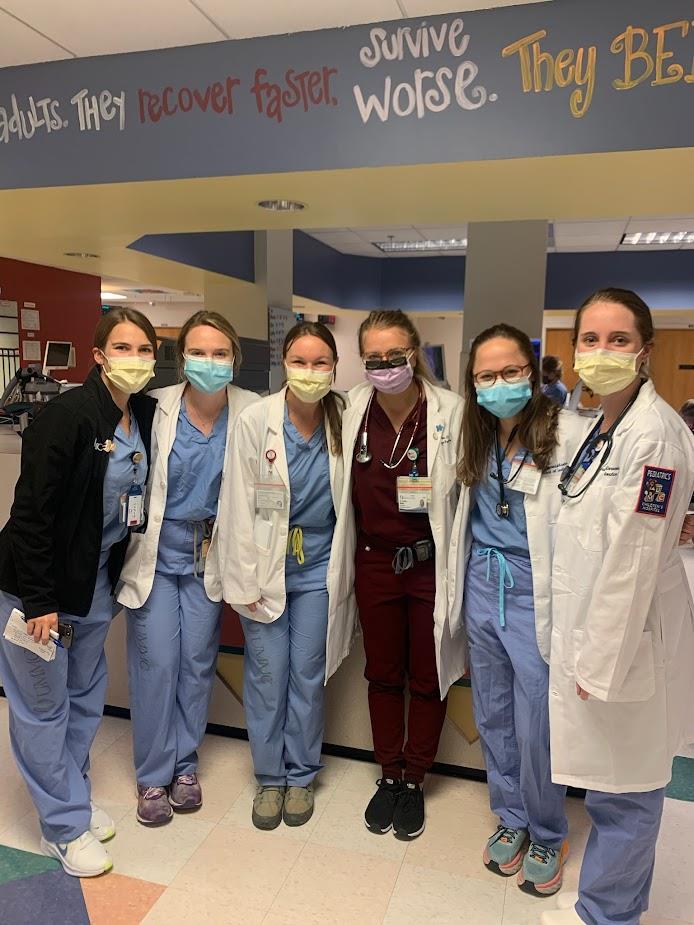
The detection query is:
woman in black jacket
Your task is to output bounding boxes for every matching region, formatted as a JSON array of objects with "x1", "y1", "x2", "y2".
[{"x1": 0, "y1": 307, "x2": 157, "y2": 878}]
